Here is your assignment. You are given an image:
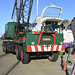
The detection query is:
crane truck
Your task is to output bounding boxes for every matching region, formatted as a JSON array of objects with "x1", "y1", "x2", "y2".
[{"x1": 2, "y1": 0, "x2": 65, "y2": 64}]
